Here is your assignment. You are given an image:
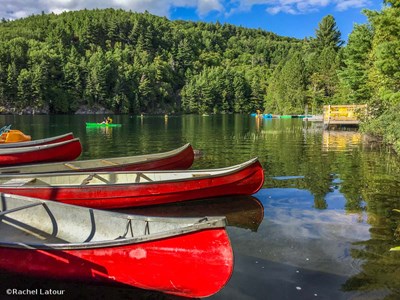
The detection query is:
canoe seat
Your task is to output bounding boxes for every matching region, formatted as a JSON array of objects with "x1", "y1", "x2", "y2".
[
  {"x1": 101, "y1": 160, "x2": 118, "y2": 166},
  {"x1": 64, "y1": 163, "x2": 80, "y2": 170}
]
